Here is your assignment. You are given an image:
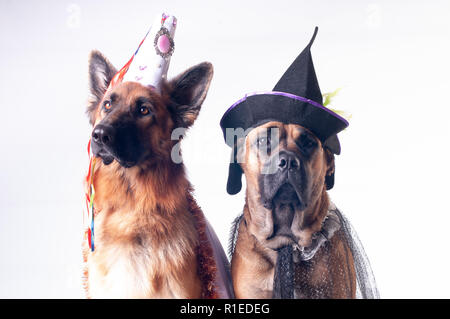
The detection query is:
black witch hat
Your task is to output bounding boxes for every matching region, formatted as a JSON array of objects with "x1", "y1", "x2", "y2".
[{"x1": 220, "y1": 27, "x2": 349, "y2": 195}]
